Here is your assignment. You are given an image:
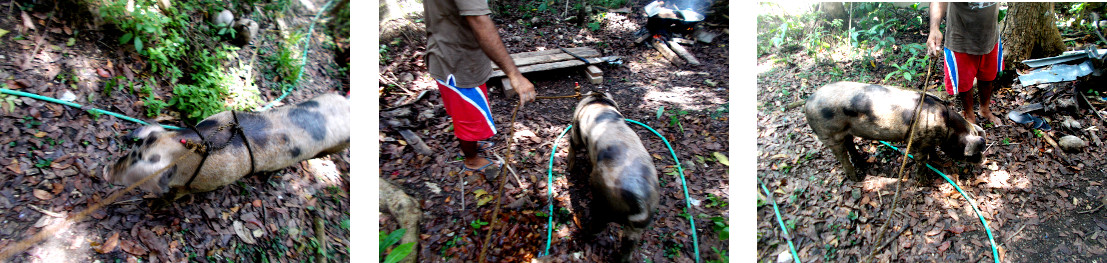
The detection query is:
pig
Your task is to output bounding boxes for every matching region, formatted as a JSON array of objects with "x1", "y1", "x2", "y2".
[
  {"x1": 569, "y1": 91, "x2": 660, "y2": 262},
  {"x1": 804, "y1": 81, "x2": 985, "y2": 181},
  {"x1": 108, "y1": 93, "x2": 350, "y2": 202}
]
